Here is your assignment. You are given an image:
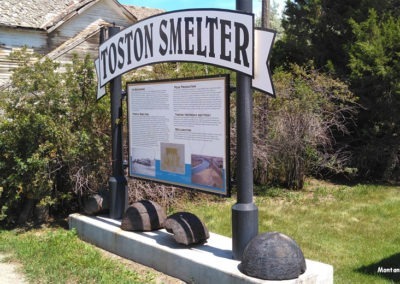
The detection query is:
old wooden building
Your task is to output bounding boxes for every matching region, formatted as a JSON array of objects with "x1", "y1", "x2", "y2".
[{"x1": 0, "y1": 0, "x2": 163, "y2": 87}]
